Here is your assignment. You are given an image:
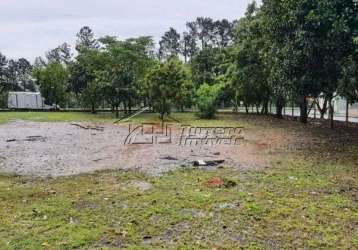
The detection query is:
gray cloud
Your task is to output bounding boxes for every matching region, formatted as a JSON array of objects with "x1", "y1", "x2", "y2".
[{"x1": 0, "y1": 0, "x2": 255, "y2": 61}]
